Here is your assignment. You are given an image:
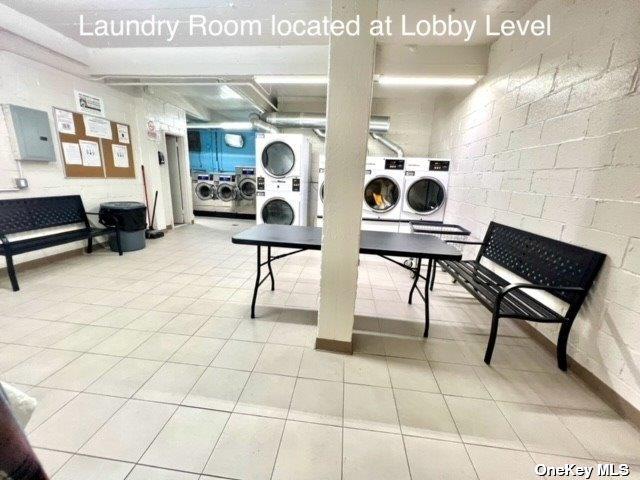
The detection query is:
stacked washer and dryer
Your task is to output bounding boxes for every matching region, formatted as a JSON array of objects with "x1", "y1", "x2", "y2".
[
  {"x1": 256, "y1": 133, "x2": 311, "y2": 226},
  {"x1": 316, "y1": 156, "x2": 450, "y2": 231}
]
